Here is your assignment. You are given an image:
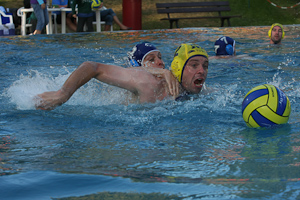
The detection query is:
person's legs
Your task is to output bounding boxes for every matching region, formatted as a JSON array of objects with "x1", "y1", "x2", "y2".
[
  {"x1": 104, "y1": 25, "x2": 111, "y2": 31},
  {"x1": 56, "y1": 14, "x2": 62, "y2": 24},
  {"x1": 86, "y1": 16, "x2": 94, "y2": 32},
  {"x1": 76, "y1": 17, "x2": 85, "y2": 32},
  {"x1": 113, "y1": 15, "x2": 130, "y2": 30},
  {"x1": 32, "y1": 4, "x2": 45, "y2": 34},
  {"x1": 43, "y1": 7, "x2": 49, "y2": 26},
  {"x1": 100, "y1": 8, "x2": 130, "y2": 30},
  {"x1": 66, "y1": 13, "x2": 77, "y2": 32},
  {"x1": 100, "y1": 10, "x2": 113, "y2": 31}
]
